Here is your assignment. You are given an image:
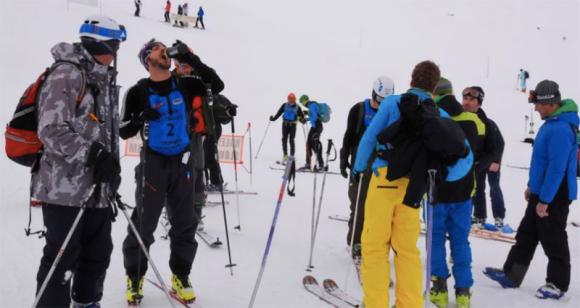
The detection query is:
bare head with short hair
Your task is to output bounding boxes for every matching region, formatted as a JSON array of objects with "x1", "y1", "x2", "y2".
[{"x1": 410, "y1": 60, "x2": 441, "y2": 93}]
